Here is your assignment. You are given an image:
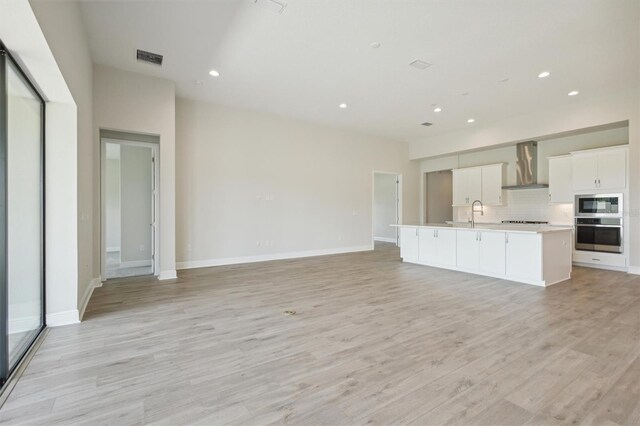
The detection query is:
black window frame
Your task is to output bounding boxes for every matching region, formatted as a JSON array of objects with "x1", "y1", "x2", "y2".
[{"x1": 0, "y1": 39, "x2": 46, "y2": 385}]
